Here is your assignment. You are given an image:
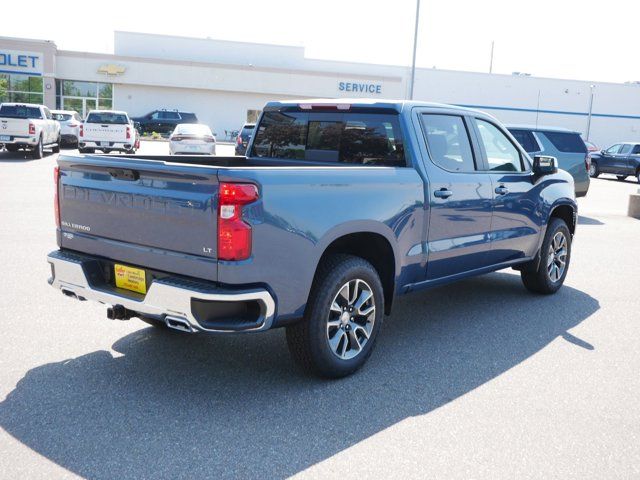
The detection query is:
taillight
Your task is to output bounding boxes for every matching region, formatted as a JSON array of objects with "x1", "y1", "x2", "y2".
[
  {"x1": 79, "y1": 124, "x2": 83, "y2": 137},
  {"x1": 171, "y1": 135, "x2": 182, "y2": 142},
  {"x1": 585, "y1": 154, "x2": 591, "y2": 172},
  {"x1": 53, "y1": 166, "x2": 60, "y2": 228},
  {"x1": 68, "y1": 122, "x2": 79, "y2": 128},
  {"x1": 217, "y1": 183, "x2": 259, "y2": 261},
  {"x1": 29, "y1": 123, "x2": 35, "y2": 135},
  {"x1": 126, "y1": 126, "x2": 131, "y2": 139},
  {"x1": 236, "y1": 135, "x2": 242, "y2": 145},
  {"x1": 204, "y1": 136, "x2": 215, "y2": 143}
]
